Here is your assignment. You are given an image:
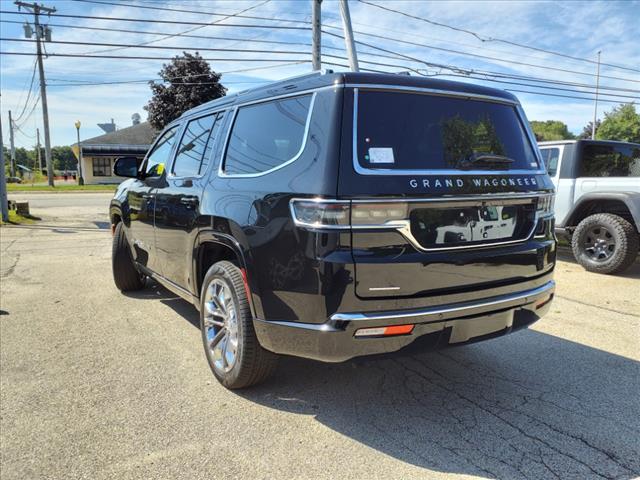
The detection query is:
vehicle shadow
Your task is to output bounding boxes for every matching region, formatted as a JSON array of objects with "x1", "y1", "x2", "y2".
[
  {"x1": 126, "y1": 279, "x2": 640, "y2": 479},
  {"x1": 556, "y1": 246, "x2": 640, "y2": 279},
  {"x1": 239, "y1": 331, "x2": 640, "y2": 479}
]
